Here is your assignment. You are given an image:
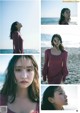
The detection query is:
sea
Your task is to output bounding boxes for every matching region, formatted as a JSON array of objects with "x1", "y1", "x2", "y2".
[
  {"x1": 41, "y1": 17, "x2": 77, "y2": 25},
  {"x1": 41, "y1": 17, "x2": 59, "y2": 25},
  {"x1": 0, "y1": 49, "x2": 39, "y2": 54},
  {"x1": 0, "y1": 74, "x2": 5, "y2": 90}
]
